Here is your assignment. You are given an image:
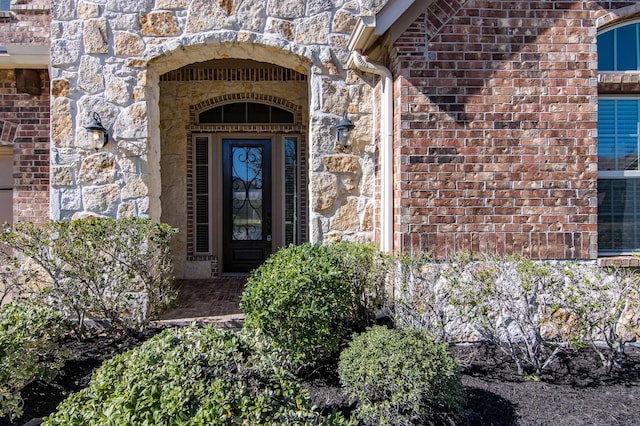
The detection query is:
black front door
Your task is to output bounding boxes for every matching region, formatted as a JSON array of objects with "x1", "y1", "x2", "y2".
[{"x1": 222, "y1": 139, "x2": 272, "y2": 272}]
